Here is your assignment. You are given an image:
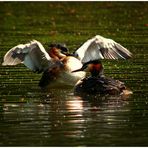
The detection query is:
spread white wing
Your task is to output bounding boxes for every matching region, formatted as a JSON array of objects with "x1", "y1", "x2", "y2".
[
  {"x1": 75, "y1": 35, "x2": 132, "y2": 63},
  {"x1": 2, "y1": 40, "x2": 54, "y2": 73}
]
